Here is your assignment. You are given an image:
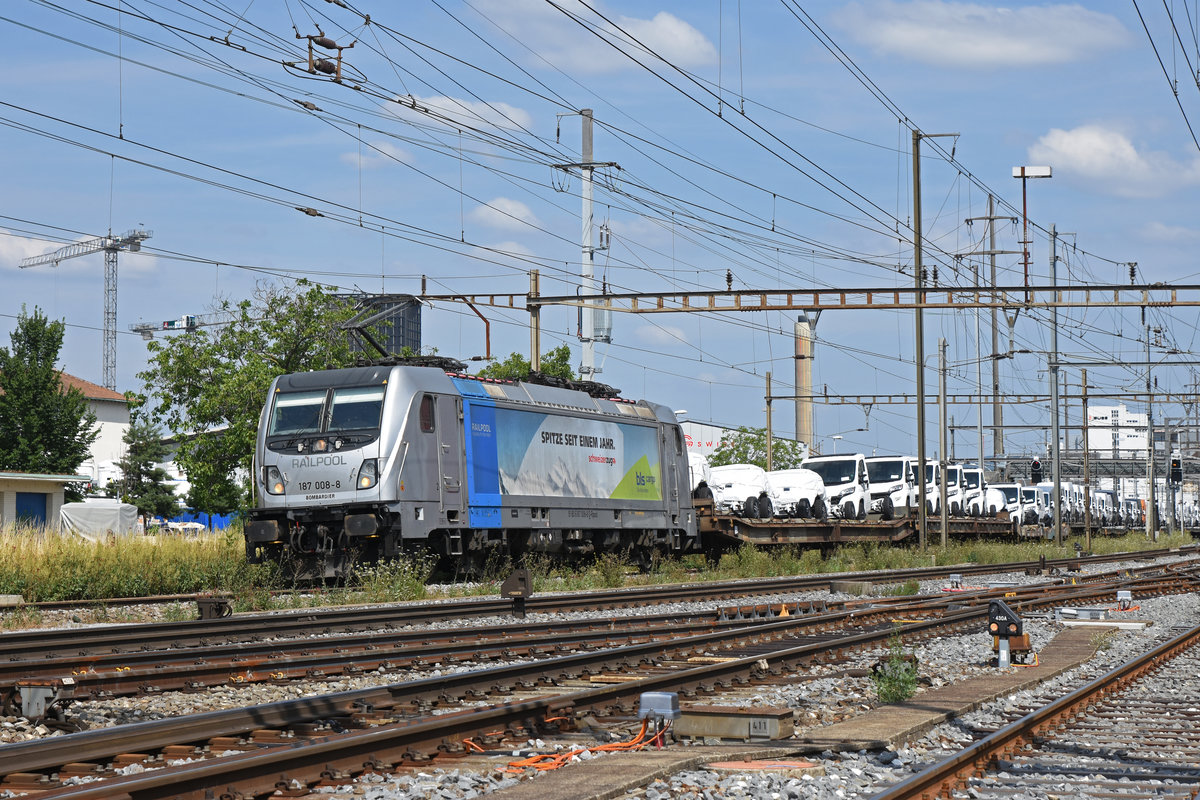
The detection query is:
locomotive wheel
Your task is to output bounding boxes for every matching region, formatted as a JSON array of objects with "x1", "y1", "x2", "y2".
[{"x1": 743, "y1": 496, "x2": 760, "y2": 518}]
